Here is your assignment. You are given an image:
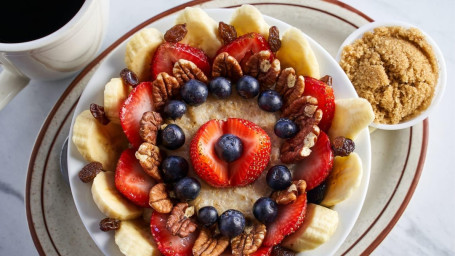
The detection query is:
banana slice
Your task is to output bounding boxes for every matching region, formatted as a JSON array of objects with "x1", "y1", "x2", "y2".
[
  {"x1": 328, "y1": 98, "x2": 375, "y2": 140},
  {"x1": 92, "y1": 172, "x2": 143, "y2": 220},
  {"x1": 176, "y1": 7, "x2": 222, "y2": 58},
  {"x1": 115, "y1": 219, "x2": 158, "y2": 256},
  {"x1": 282, "y1": 204, "x2": 339, "y2": 251},
  {"x1": 104, "y1": 78, "x2": 130, "y2": 124},
  {"x1": 125, "y1": 27, "x2": 164, "y2": 81},
  {"x1": 321, "y1": 152, "x2": 363, "y2": 207},
  {"x1": 230, "y1": 4, "x2": 270, "y2": 39},
  {"x1": 72, "y1": 110, "x2": 128, "y2": 171},
  {"x1": 276, "y1": 27, "x2": 320, "y2": 78}
]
